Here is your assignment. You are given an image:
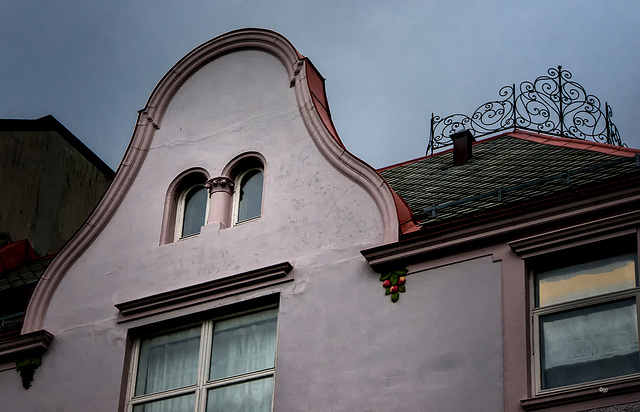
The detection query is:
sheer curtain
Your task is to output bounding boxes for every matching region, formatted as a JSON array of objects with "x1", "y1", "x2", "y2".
[
  {"x1": 135, "y1": 326, "x2": 201, "y2": 412},
  {"x1": 208, "y1": 309, "x2": 277, "y2": 411}
]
